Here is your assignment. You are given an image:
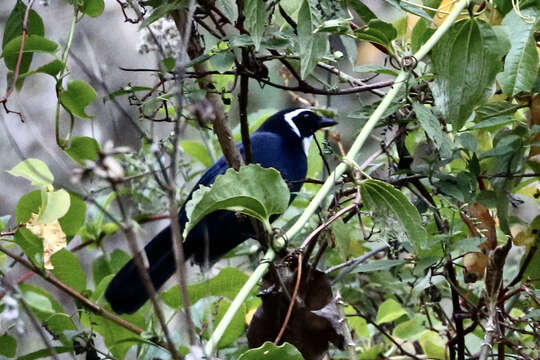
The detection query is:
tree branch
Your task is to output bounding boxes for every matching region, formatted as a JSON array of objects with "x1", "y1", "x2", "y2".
[
  {"x1": 0, "y1": 243, "x2": 164, "y2": 346},
  {"x1": 171, "y1": 9, "x2": 244, "y2": 170}
]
